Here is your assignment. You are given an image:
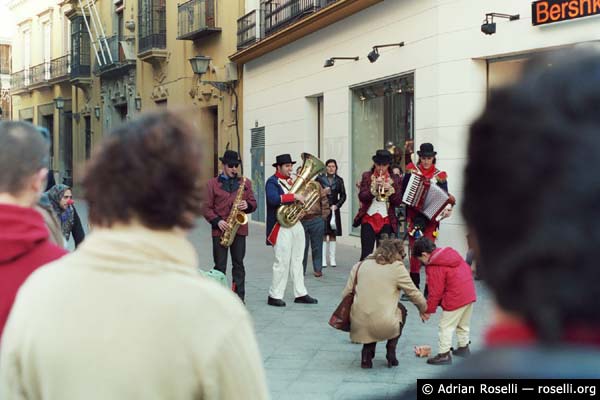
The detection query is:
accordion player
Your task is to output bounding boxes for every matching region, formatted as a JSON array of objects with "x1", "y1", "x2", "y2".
[{"x1": 402, "y1": 174, "x2": 452, "y2": 222}]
